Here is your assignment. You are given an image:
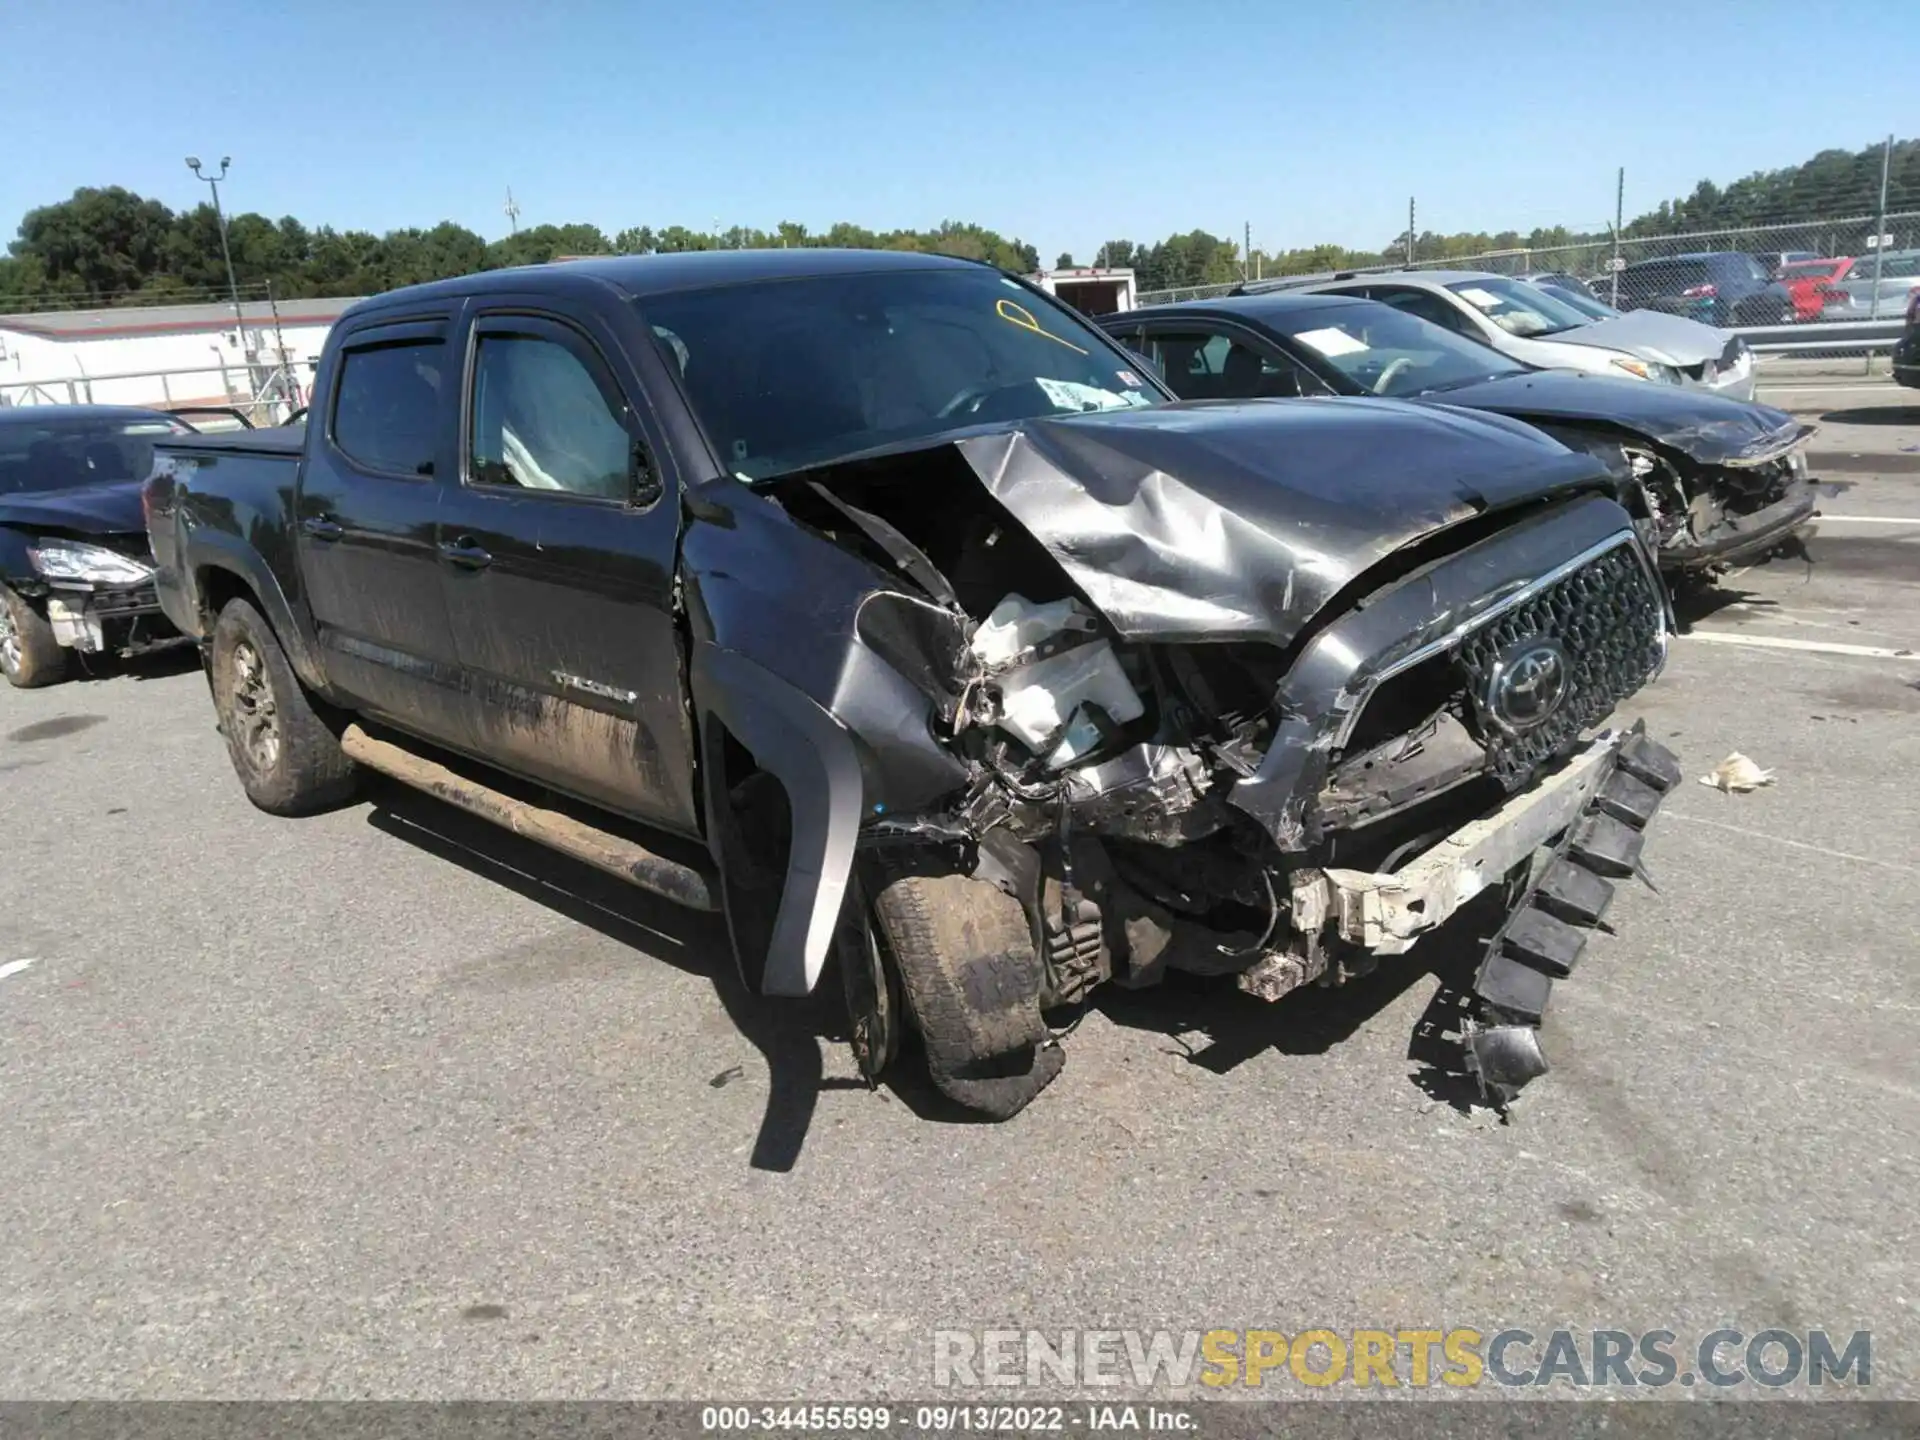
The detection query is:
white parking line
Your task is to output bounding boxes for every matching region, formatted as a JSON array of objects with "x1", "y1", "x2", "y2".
[
  {"x1": 0, "y1": 959, "x2": 37, "y2": 982},
  {"x1": 1819, "y1": 515, "x2": 1920, "y2": 525},
  {"x1": 1666, "y1": 813, "x2": 1920, "y2": 878},
  {"x1": 1678, "y1": 631, "x2": 1917, "y2": 659},
  {"x1": 1759, "y1": 382, "x2": 1906, "y2": 395}
]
